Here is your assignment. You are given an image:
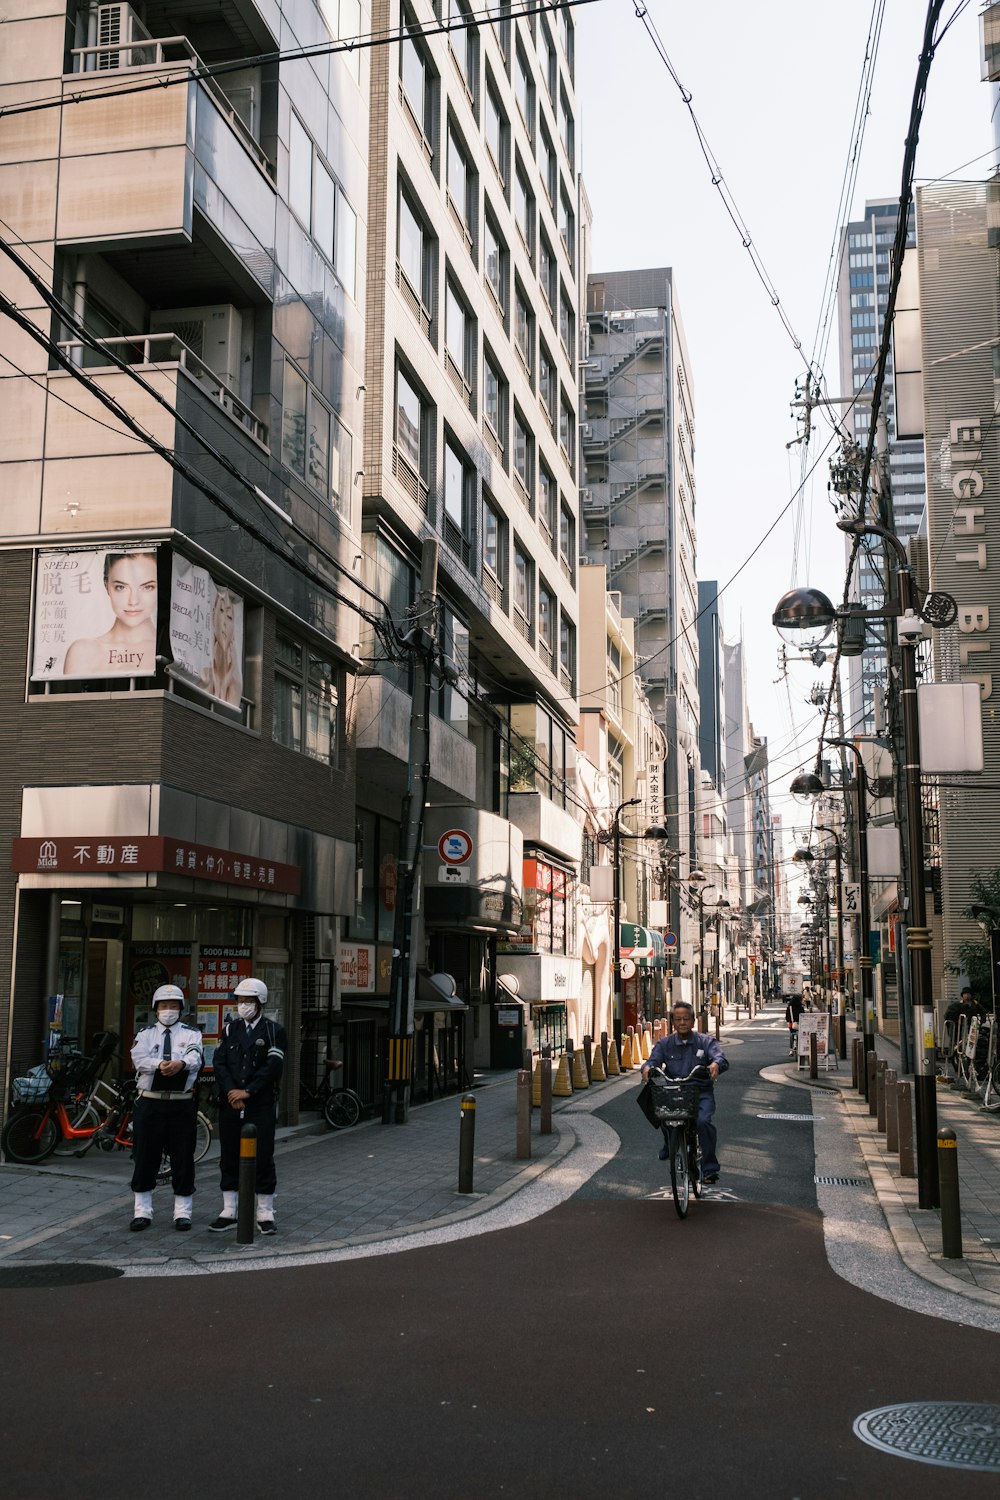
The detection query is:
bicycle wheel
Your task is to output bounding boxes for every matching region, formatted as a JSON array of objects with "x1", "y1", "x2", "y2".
[
  {"x1": 157, "y1": 1112, "x2": 213, "y2": 1183},
  {"x1": 668, "y1": 1127, "x2": 690, "y2": 1219},
  {"x1": 52, "y1": 1102, "x2": 102, "y2": 1157},
  {"x1": 324, "y1": 1089, "x2": 361, "y2": 1129},
  {"x1": 2, "y1": 1107, "x2": 60, "y2": 1164}
]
